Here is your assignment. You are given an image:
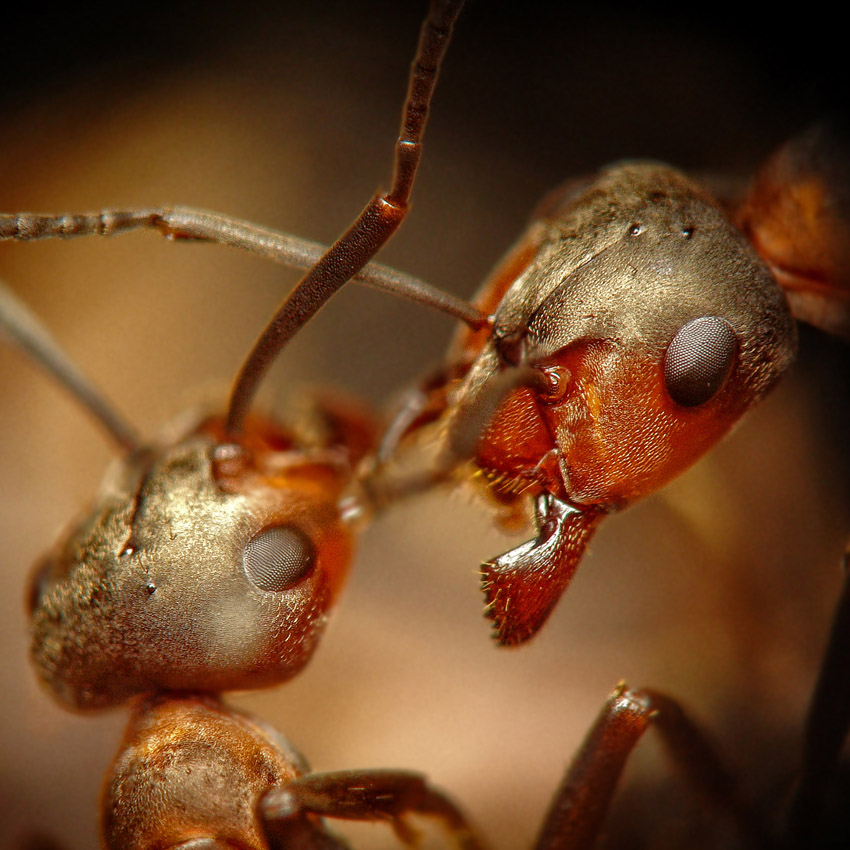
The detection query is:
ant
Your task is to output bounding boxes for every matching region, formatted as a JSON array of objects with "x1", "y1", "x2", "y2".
[
  {"x1": 7, "y1": 289, "x2": 846, "y2": 847},
  {"x1": 1, "y1": 3, "x2": 768, "y2": 847},
  {"x1": 0, "y1": 4, "x2": 844, "y2": 848},
  {"x1": 0, "y1": 1, "x2": 494, "y2": 846},
  {"x1": 370, "y1": 118, "x2": 849, "y2": 646}
]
